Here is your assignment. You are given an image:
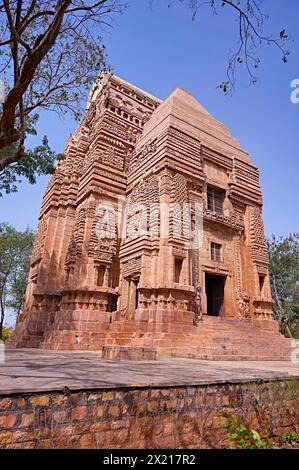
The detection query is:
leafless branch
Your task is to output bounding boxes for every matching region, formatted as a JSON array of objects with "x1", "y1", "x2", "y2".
[{"x1": 178, "y1": 0, "x2": 291, "y2": 94}]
